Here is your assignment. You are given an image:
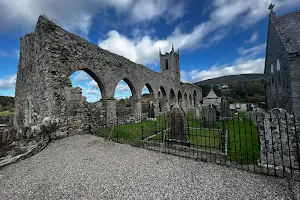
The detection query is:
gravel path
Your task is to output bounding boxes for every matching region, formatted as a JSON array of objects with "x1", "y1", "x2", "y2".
[{"x1": 0, "y1": 135, "x2": 293, "y2": 199}]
